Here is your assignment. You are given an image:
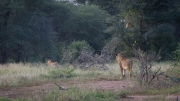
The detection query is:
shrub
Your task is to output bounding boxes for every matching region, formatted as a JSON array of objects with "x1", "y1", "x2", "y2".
[
  {"x1": 118, "y1": 91, "x2": 128, "y2": 98},
  {"x1": 62, "y1": 40, "x2": 93, "y2": 63}
]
